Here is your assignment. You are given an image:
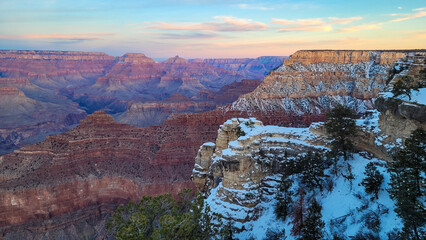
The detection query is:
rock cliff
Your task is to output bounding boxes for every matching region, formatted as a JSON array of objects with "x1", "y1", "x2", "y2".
[
  {"x1": 191, "y1": 118, "x2": 329, "y2": 237},
  {"x1": 189, "y1": 56, "x2": 287, "y2": 80},
  {"x1": 373, "y1": 51, "x2": 426, "y2": 153},
  {"x1": 230, "y1": 50, "x2": 425, "y2": 116},
  {"x1": 115, "y1": 80, "x2": 261, "y2": 127},
  {"x1": 192, "y1": 116, "x2": 405, "y2": 239},
  {"x1": 0, "y1": 111, "x2": 195, "y2": 239}
]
